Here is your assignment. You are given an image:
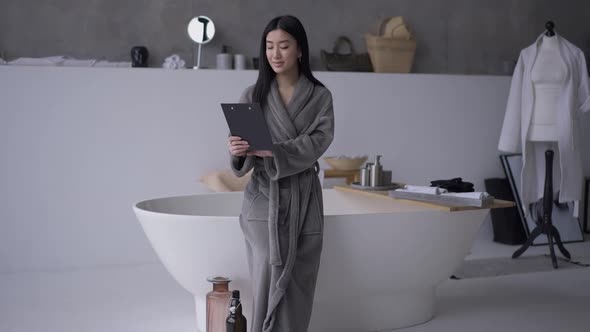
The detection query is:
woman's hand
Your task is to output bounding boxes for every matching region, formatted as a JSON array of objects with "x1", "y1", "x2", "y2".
[
  {"x1": 247, "y1": 150, "x2": 273, "y2": 157},
  {"x1": 228, "y1": 136, "x2": 249, "y2": 156}
]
